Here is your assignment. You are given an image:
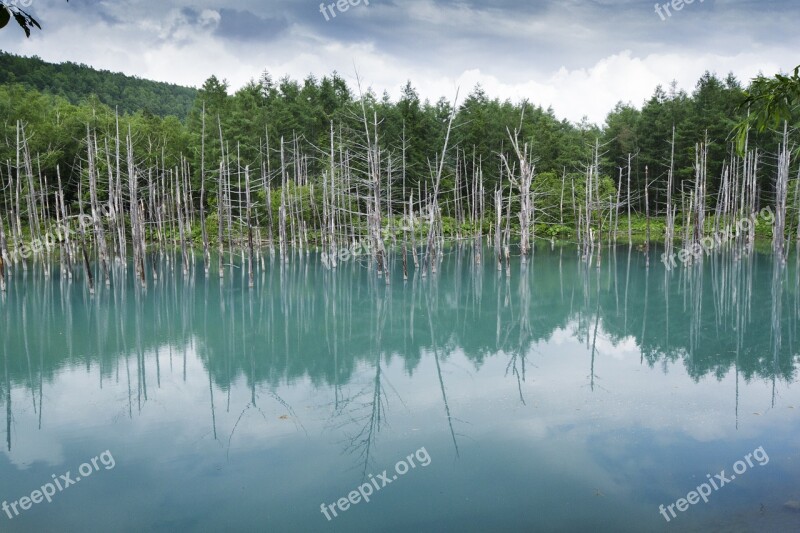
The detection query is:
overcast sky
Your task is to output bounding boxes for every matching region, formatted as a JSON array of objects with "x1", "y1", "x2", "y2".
[{"x1": 0, "y1": 0, "x2": 797, "y2": 123}]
